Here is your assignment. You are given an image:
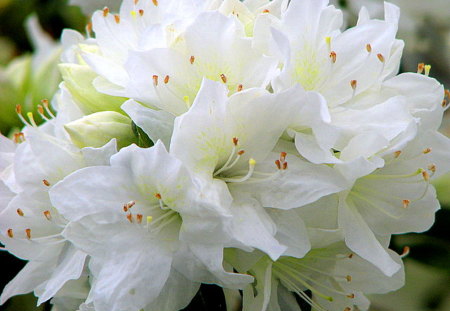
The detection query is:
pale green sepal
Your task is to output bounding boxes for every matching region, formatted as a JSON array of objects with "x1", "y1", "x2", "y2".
[
  {"x1": 59, "y1": 63, "x2": 126, "y2": 114},
  {"x1": 64, "y1": 111, "x2": 136, "y2": 149}
]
